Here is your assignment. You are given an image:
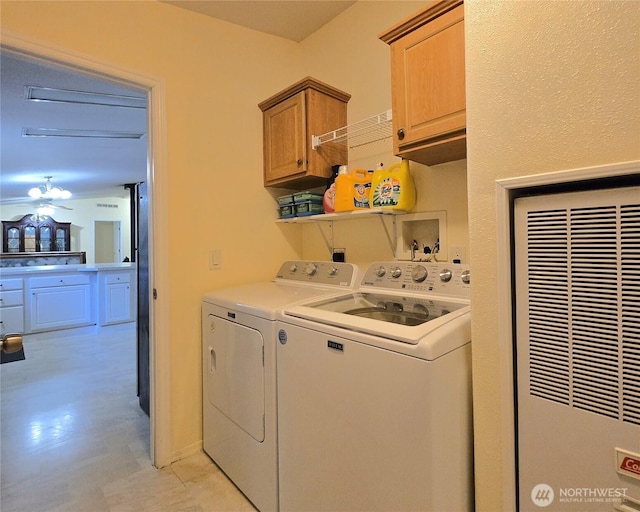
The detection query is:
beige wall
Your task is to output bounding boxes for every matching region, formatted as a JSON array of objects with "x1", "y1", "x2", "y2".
[{"x1": 465, "y1": 1, "x2": 640, "y2": 510}]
